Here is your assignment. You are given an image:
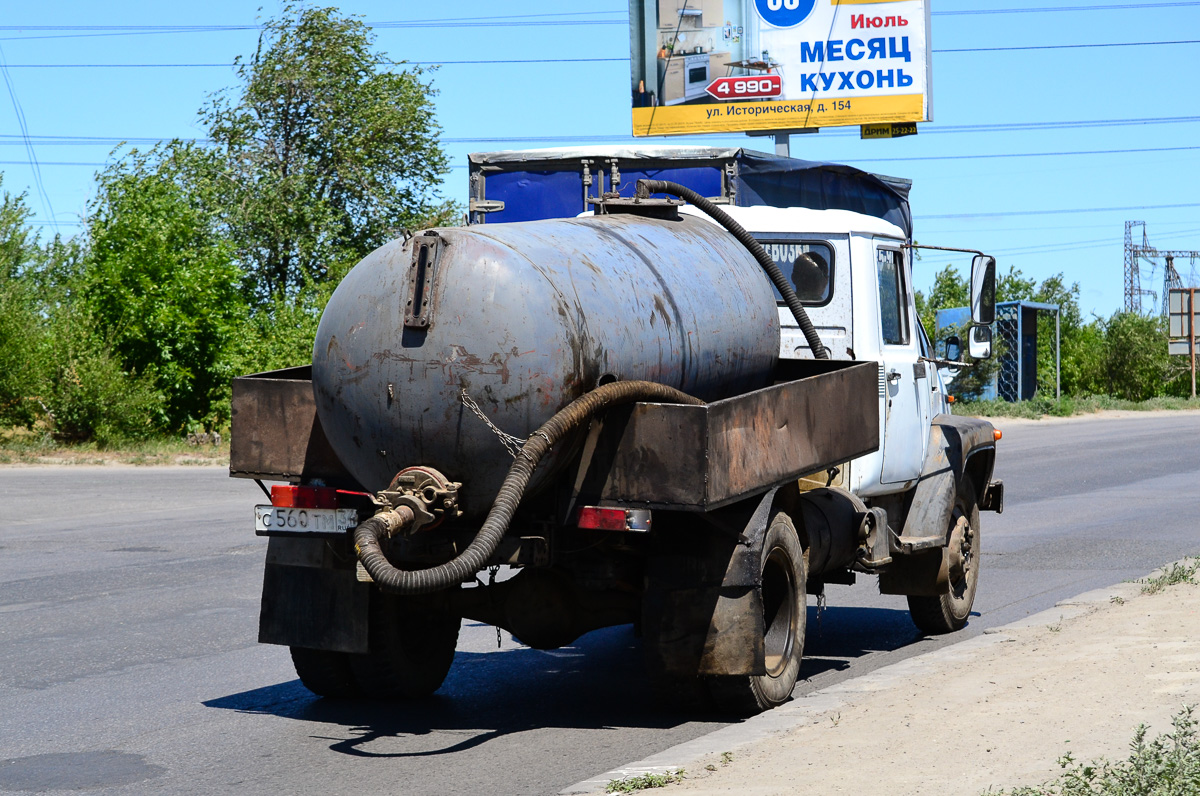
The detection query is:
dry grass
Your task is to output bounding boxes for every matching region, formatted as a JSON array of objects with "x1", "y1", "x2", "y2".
[{"x1": 0, "y1": 426, "x2": 228, "y2": 466}]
